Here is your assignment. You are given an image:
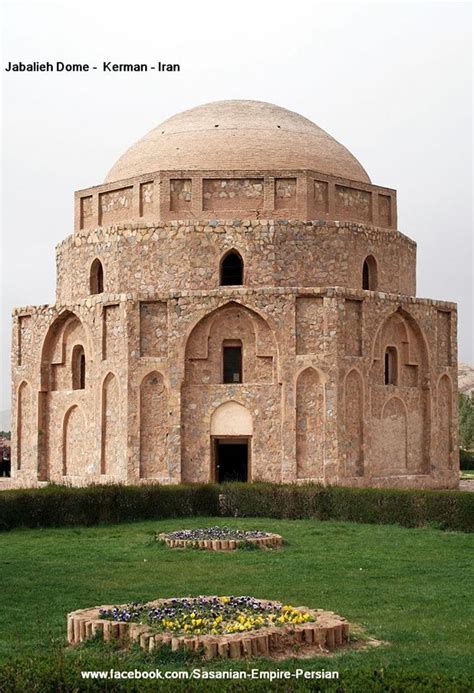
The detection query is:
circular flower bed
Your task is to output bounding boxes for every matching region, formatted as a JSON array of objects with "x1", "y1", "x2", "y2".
[
  {"x1": 67, "y1": 596, "x2": 350, "y2": 659},
  {"x1": 99, "y1": 596, "x2": 310, "y2": 635},
  {"x1": 157, "y1": 526, "x2": 283, "y2": 550}
]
